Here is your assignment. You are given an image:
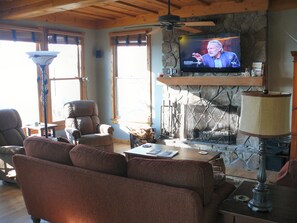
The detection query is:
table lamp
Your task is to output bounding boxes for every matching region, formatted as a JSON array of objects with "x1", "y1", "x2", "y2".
[
  {"x1": 239, "y1": 90, "x2": 291, "y2": 212},
  {"x1": 27, "y1": 51, "x2": 59, "y2": 138}
]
